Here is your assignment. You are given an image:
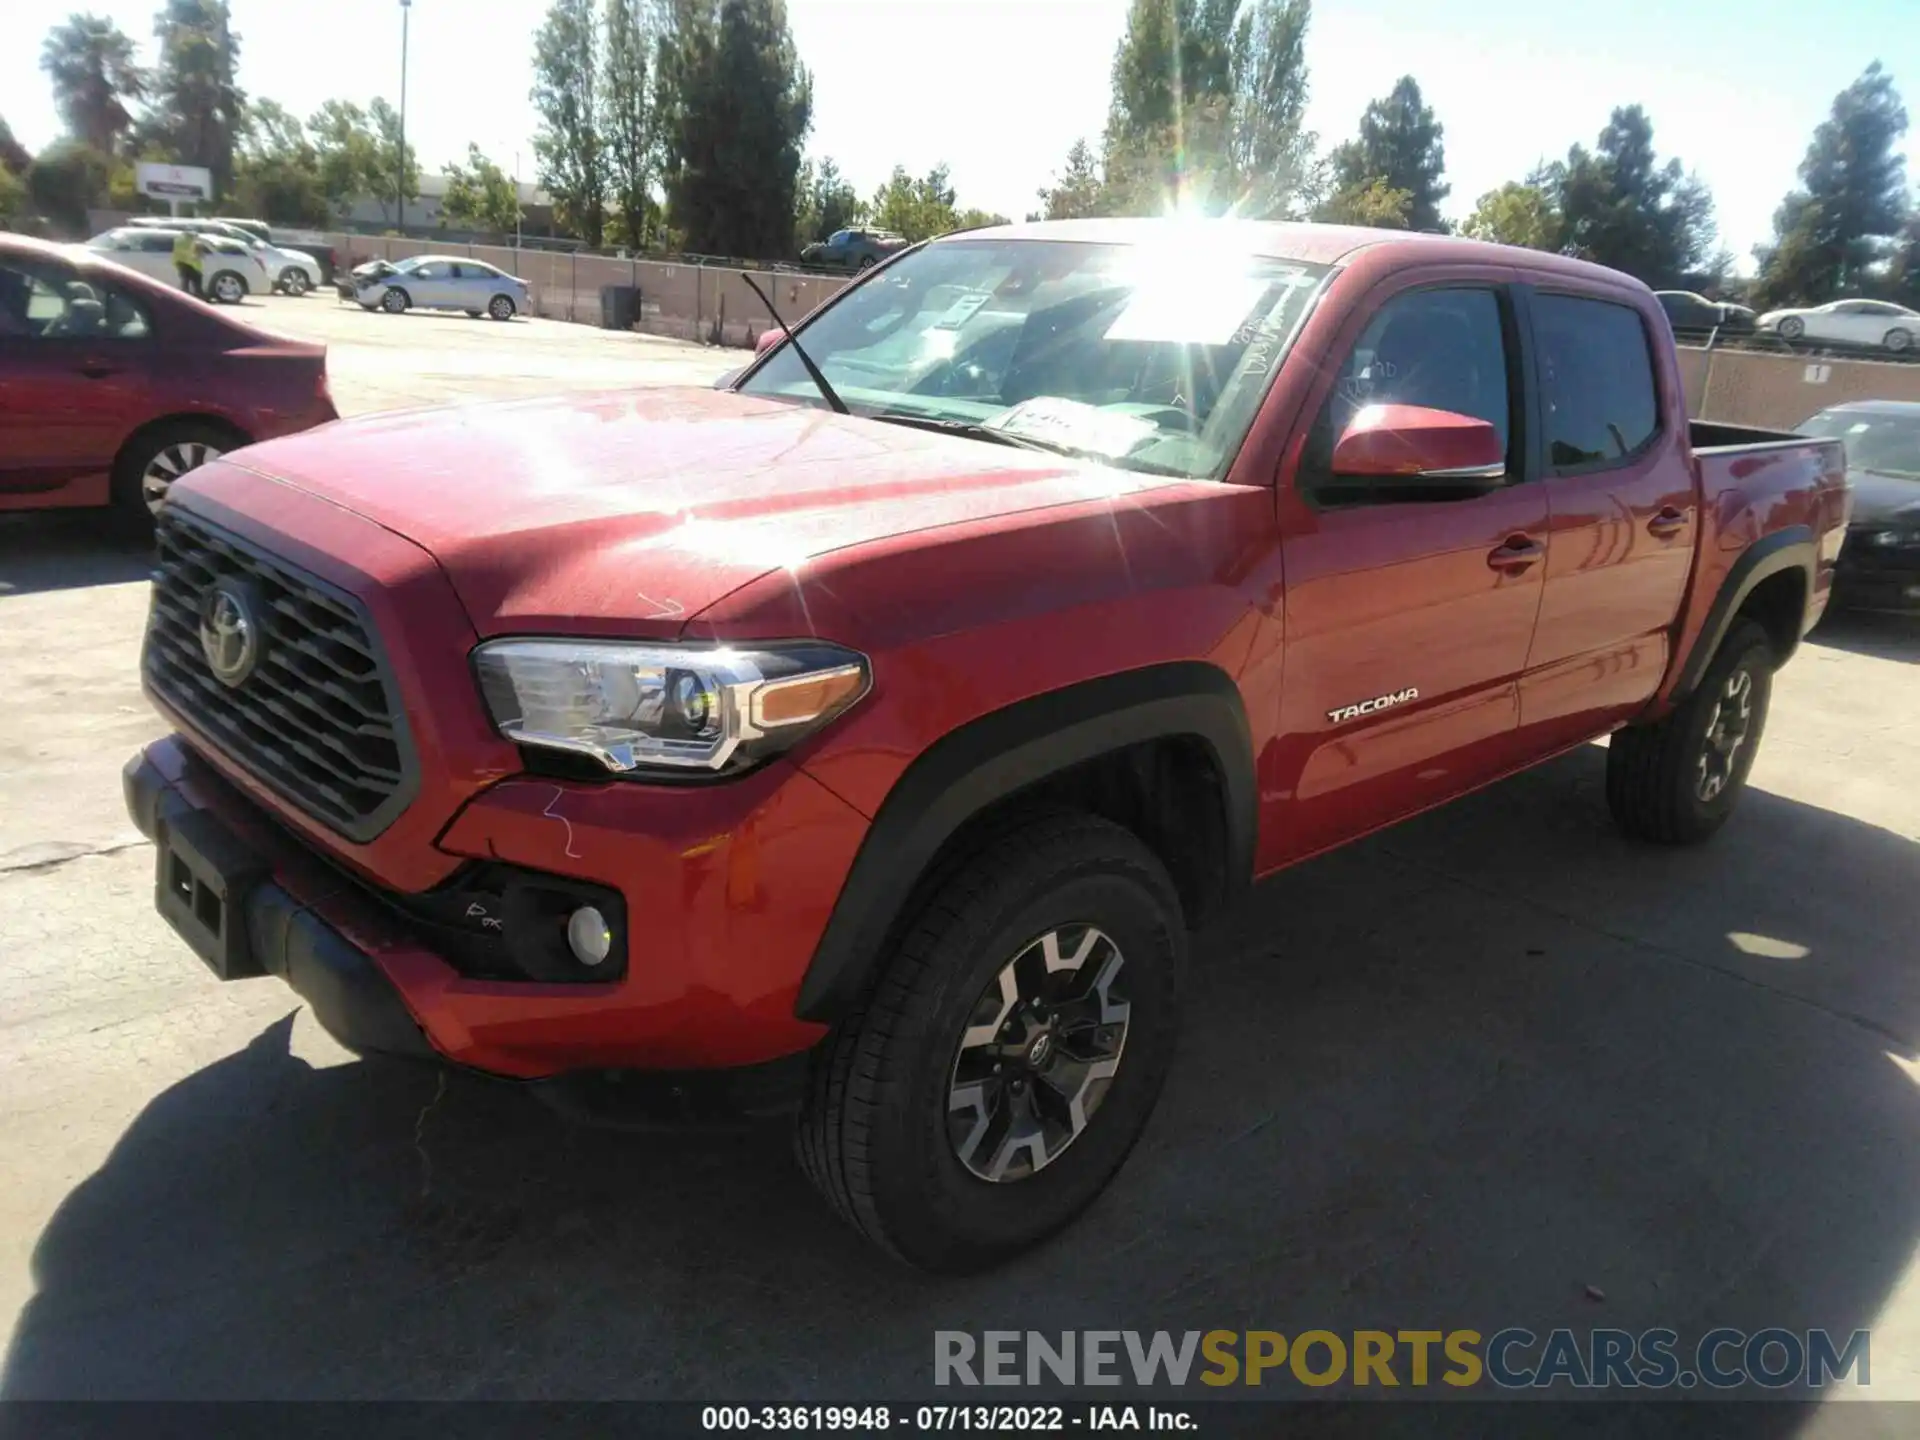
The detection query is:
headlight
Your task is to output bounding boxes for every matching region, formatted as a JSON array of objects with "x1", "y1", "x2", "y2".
[{"x1": 473, "y1": 639, "x2": 870, "y2": 774}]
